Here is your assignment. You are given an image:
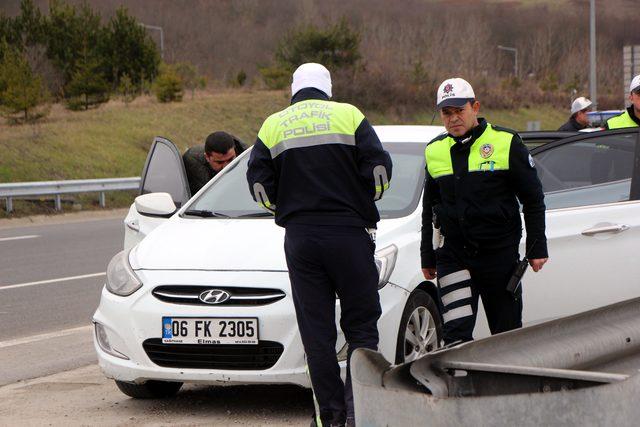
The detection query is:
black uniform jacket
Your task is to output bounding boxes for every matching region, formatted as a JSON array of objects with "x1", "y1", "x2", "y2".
[
  {"x1": 246, "y1": 88, "x2": 393, "y2": 228},
  {"x1": 420, "y1": 119, "x2": 548, "y2": 269},
  {"x1": 558, "y1": 116, "x2": 587, "y2": 131}
]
